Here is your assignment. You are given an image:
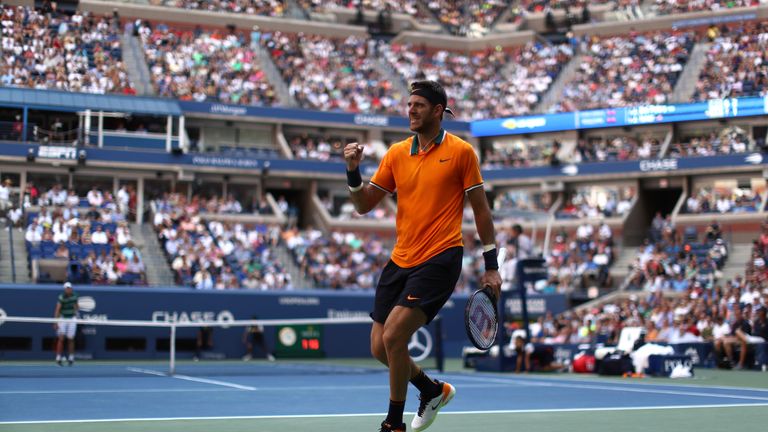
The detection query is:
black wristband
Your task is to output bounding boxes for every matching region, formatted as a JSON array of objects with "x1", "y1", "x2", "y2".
[
  {"x1": 346, "y1": 167, "x2": 362, "y2": 188},
  {"x1": 483, "y1": 248, "x2": 498, "y2": 271}
]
